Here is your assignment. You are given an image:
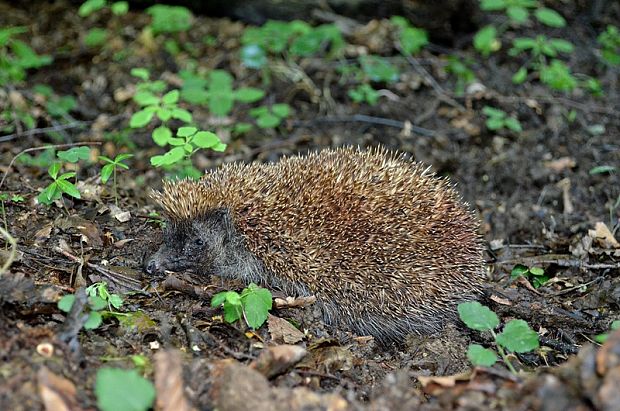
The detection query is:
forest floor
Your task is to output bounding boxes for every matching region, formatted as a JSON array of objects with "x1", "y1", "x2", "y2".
[{"x1": 0, "y1": 1, "x2": 619, "y2": 410}]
